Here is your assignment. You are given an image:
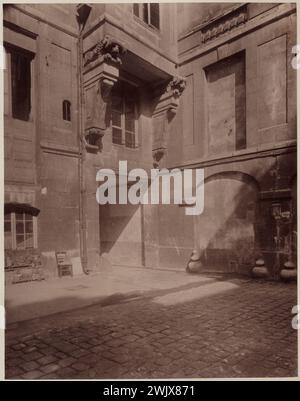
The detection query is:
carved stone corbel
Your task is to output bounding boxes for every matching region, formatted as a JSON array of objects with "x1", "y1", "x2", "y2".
[
  {"x1": 83, "y1": 36, "x2": 127, "y2": 153},
  {"x1": 152, "y1": 76, "x2": 186, "y2": 167},
  {"x1": 84, "y1": 77, "x2": 116, "y2": 152},
  {"x1": 84, "y1": 35, "x2": 126, "y2": 68}
]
